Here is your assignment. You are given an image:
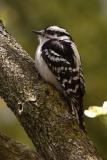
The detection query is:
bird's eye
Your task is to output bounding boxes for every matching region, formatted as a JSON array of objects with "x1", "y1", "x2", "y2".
[
  {"x1": 57, "y1": 31, "x2": 71, "y2": 37},
  {"x1": 46, "y1": 30, "x2": 54, "y2": 35},
  {"x1": 46, "y1": 30, "x2": 64, "y2": 37},
  {"x1": 57, "y1": 32, "x2": 62, "y2": 37}
]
